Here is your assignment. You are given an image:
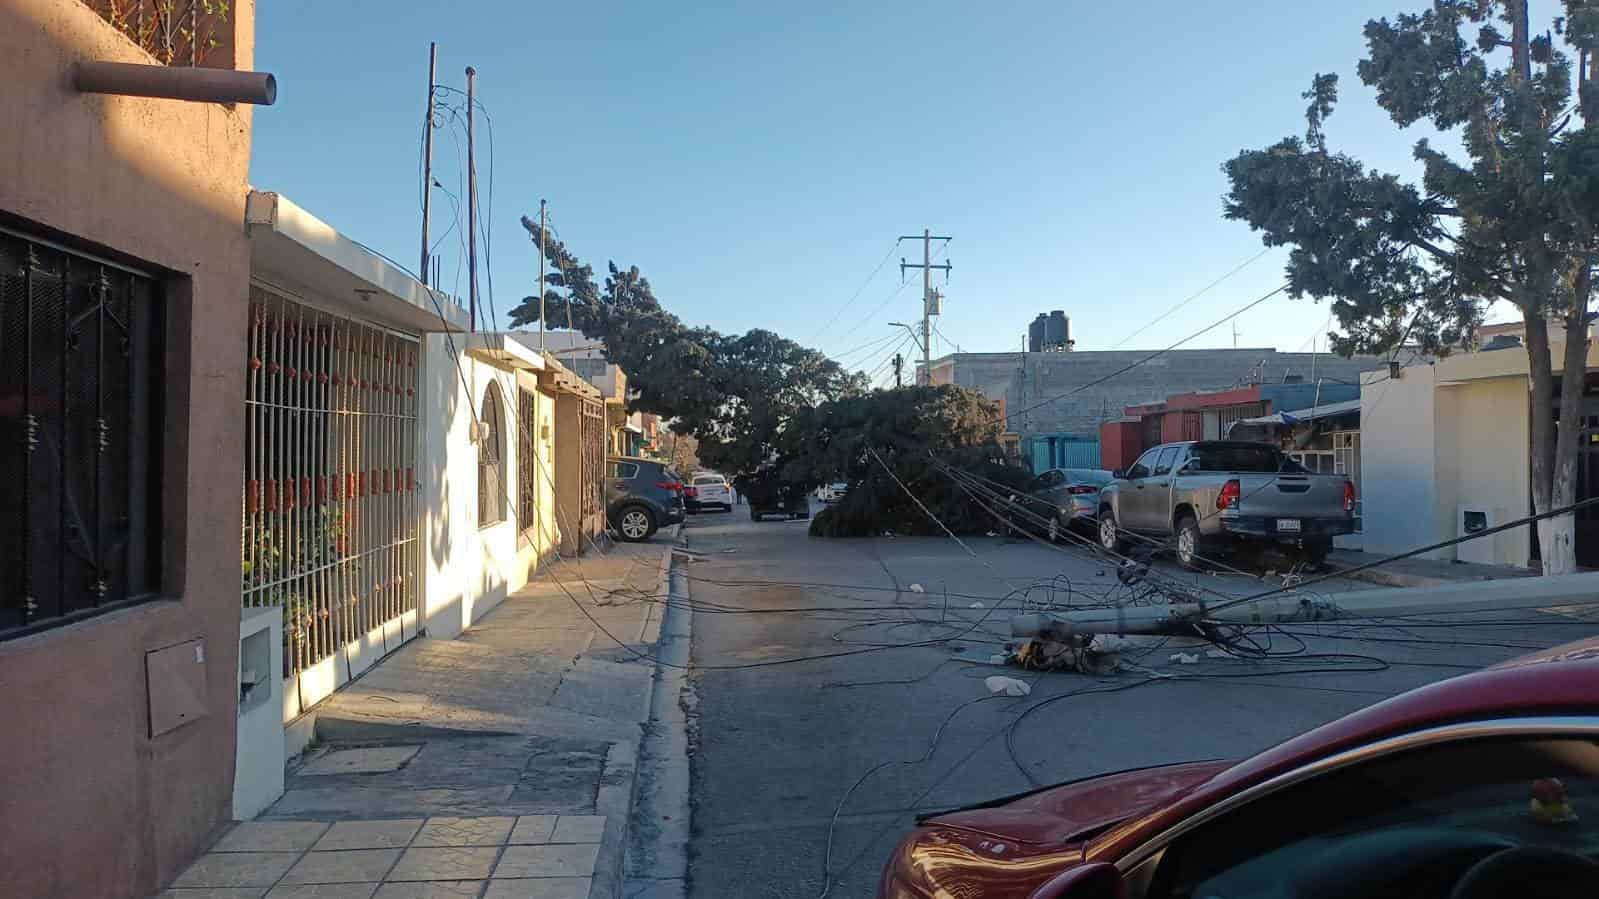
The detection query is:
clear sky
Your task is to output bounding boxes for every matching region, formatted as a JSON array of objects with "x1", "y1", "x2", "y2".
[{"x1": 251, "y1": 1, "x2": 1520, "y2": 385}]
